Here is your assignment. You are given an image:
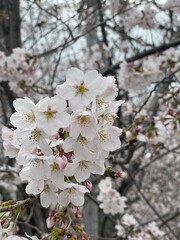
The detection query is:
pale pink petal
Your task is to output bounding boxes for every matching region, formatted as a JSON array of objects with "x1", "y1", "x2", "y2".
[
  {"x1": 71, "y1": 191, "x2": 85, "y2": 206},
  {"x1": 58, "y1": 190, "x2": 71, "y2": 206},
  {"x1": 56, "y1": 83, "x2": 75, "y2": 100},
  {"x1": 66, "y1": 67, "x2": 84, "y2": 85}
]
